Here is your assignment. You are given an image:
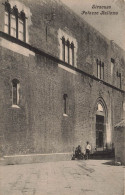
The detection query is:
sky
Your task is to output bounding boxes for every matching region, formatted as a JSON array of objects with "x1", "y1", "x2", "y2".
[{"x1": 61, "y1": 0, "x2": 125, "y2": 50}]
